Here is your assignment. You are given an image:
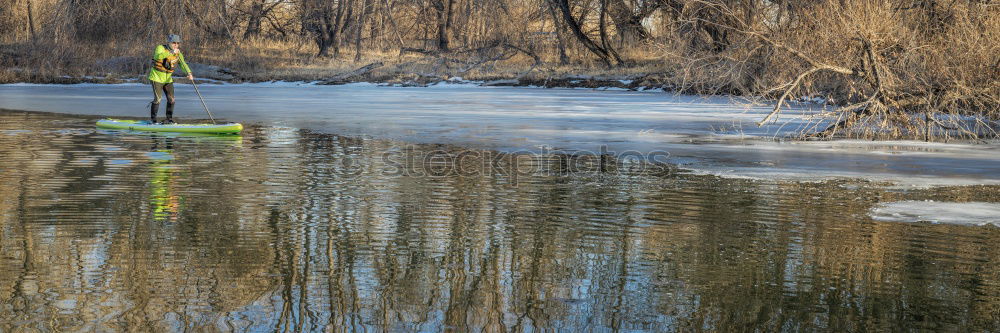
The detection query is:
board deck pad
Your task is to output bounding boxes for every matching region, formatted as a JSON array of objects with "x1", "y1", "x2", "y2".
[{"x1": 96, "y1": 119, "x2": 243, "y2": 134}]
